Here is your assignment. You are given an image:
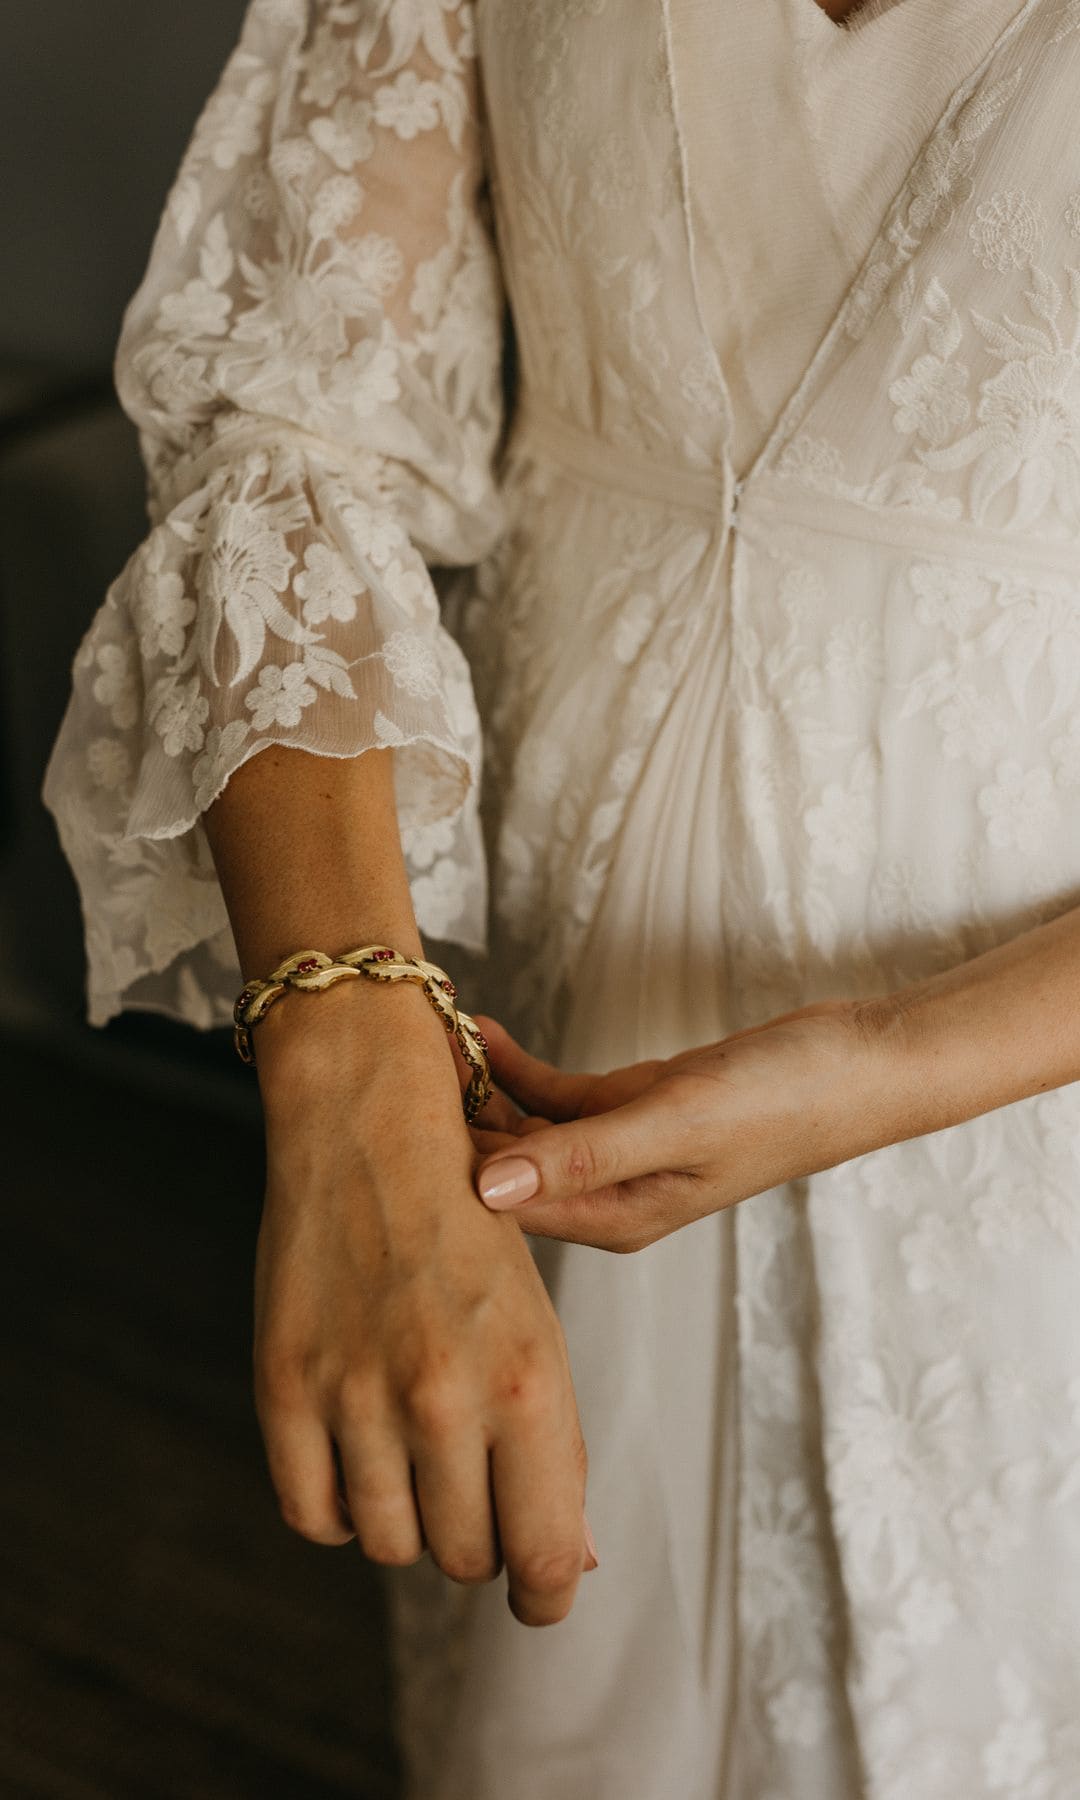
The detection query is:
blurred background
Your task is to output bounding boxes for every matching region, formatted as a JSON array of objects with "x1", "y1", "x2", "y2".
[{"x1": 3, "y1": 6, "x2": 400, "y2": 1793}]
